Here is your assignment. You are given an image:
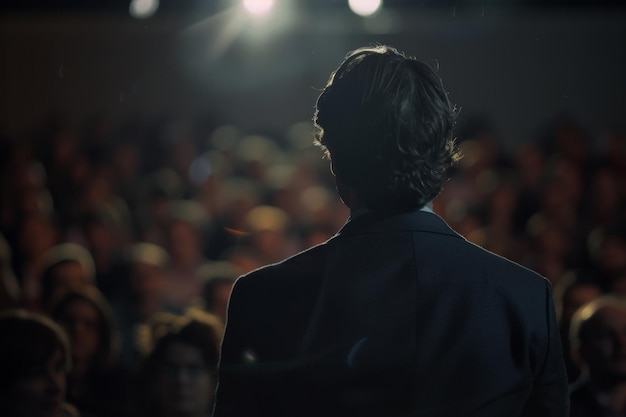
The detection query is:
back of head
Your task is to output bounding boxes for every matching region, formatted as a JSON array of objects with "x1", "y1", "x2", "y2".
[
  {"x1": 569, "y1": 295, "x2": 626, "y2": 350},
  {"x1": 569, "y1": 295, "x2": 626, "y2": 385},
  {"x1": 314, "y1": 45, "x2": 461, "y2": 212}
]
